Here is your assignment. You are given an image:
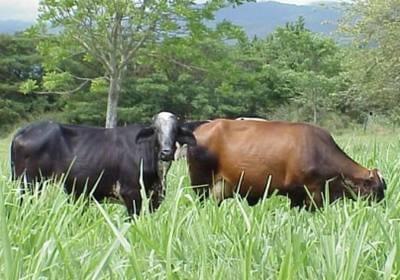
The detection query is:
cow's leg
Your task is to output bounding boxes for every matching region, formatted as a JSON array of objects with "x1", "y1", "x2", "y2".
[
  {"x1": 149, "y1": 183, "x2": 163, "y2": 212},
  {"x1": 286, "y1": 187, "x2": 306, "y2": 208},
  {"x1": 157, "y1": 161, "x2": 170, "y2": 190},
  {"x1": 155, "y1": 160, "x2": 170, "y2": 205},
  {"x1": 19, "y1": 171, "x2": 28, "y2": 195},
  {"x1": 16, "y1": 171, "x2": 29, "y2": 205},
  {"x1": 327, "y1": 177, "x2": 348, "y2": 203},
  {"x1": 211, "y1": 178, "x2": 234, "y2": 205},
  {"x1": 246, "y1": 196, "x2": 261, "y2": 206},
  {"x1": 304, "y1": 183, "x2": 323, "y2": 210},
  {"x1": 14, "y1": 161, "x2": 33, "y2": 195},
  {"x1": 18, "y1": 168, "x2": 40, "y2": 199},
  {"x1": 120, "y1": 186, "x2": 142, "y2": 216},
  {"x1": 14, "y1": 167, "x2": 40, "y2": 205}
]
